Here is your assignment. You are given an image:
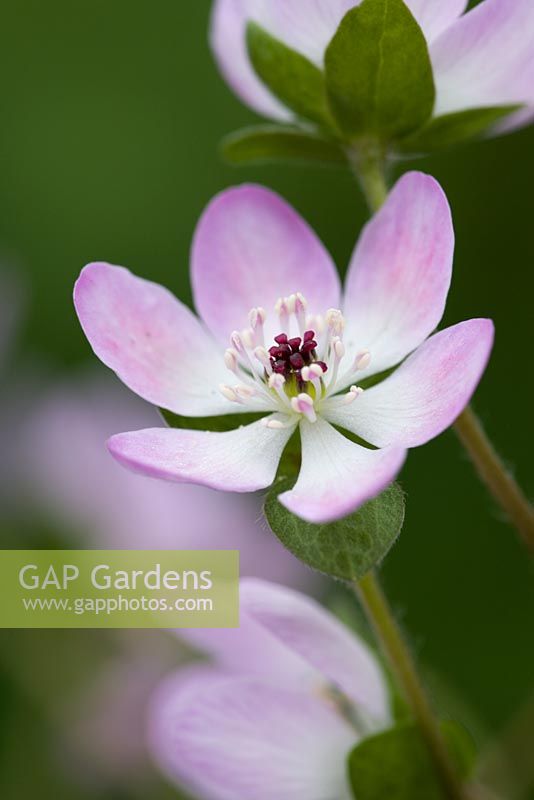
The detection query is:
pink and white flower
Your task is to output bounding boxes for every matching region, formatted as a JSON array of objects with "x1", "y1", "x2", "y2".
[
  {"x1": 211, "y1": 0, "x2": 534, "y2": 134},
  {"x1": 74, "y1": 172, "x2": 493, "y2": 524},
  {"x1": 149, "y1": 578, "x2": 391, "y2": 800}
]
